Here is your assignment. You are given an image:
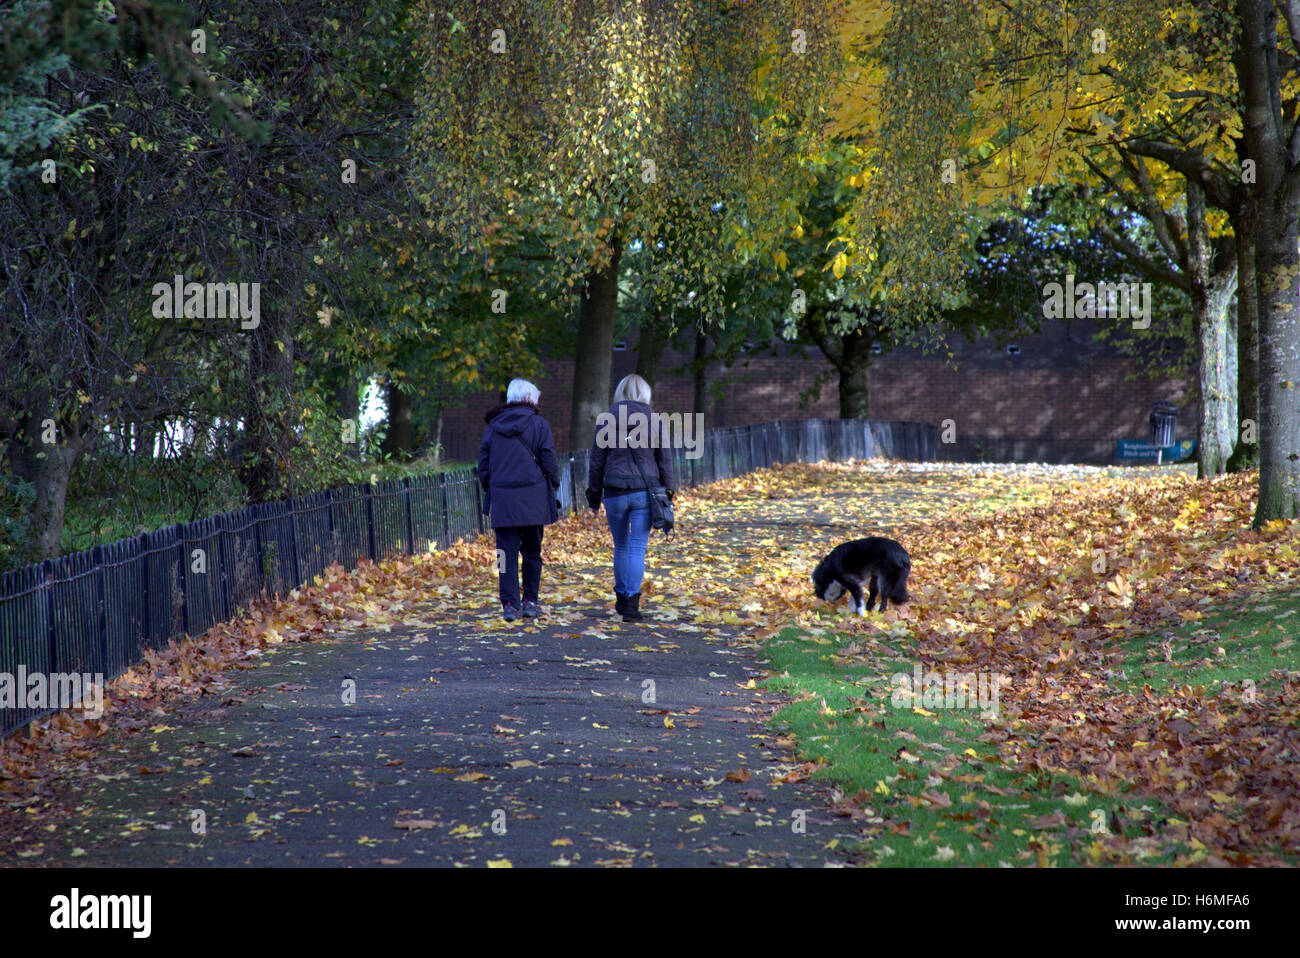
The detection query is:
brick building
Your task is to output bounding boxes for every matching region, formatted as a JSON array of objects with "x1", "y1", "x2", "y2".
[{"x1": 438, "y1": 318, "x2": 1196, "y2": 464}]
